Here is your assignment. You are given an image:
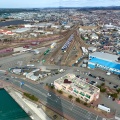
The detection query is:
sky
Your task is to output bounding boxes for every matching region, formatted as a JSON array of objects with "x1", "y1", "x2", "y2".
[{"x1": 0, "y1": 0, "x2": 120, "y2": 8}]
